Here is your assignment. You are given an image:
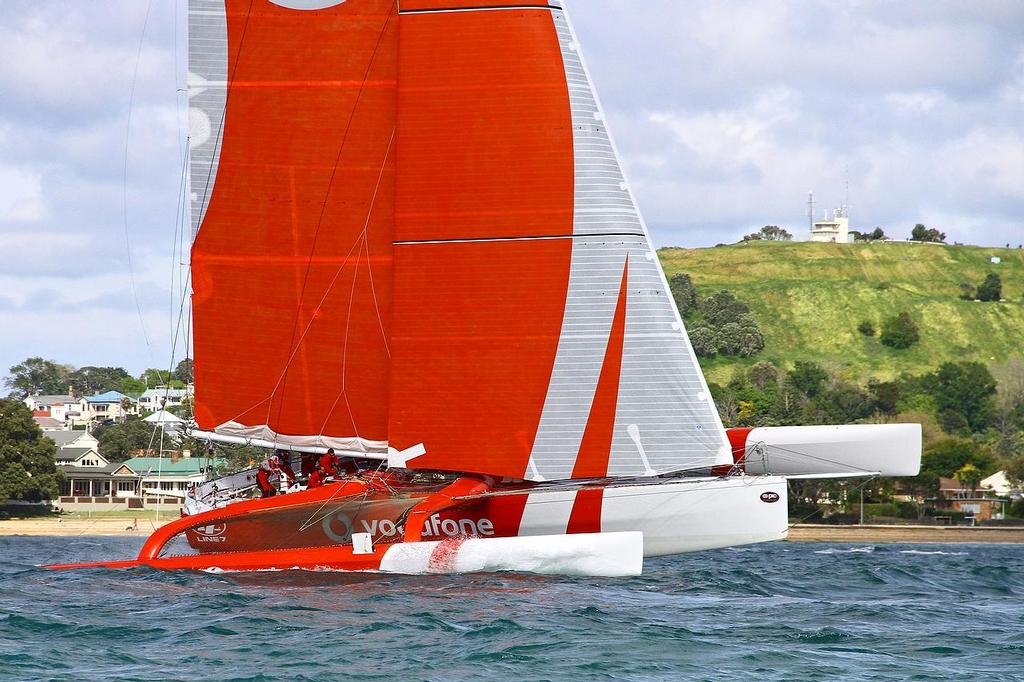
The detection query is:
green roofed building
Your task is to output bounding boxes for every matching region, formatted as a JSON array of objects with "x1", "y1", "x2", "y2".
[{"x1": 124, "y1": 456, "x2": 226, "y2": 498}]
